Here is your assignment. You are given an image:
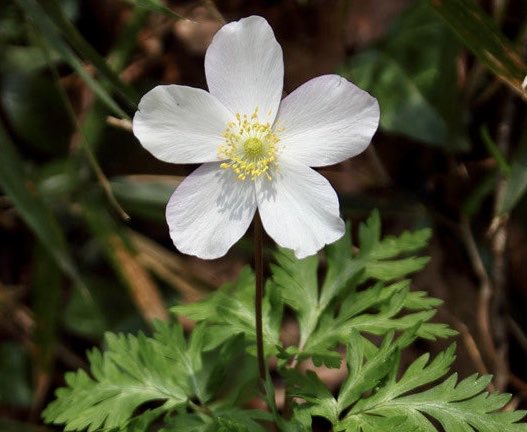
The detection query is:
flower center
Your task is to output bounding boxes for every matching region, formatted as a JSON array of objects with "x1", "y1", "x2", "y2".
[
  {"x1": 243, "y1": 137, "x2": 264, "y2": 158},
  {"x1": 218, "y1": 108, "x2": 279, "y2": 181}
]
